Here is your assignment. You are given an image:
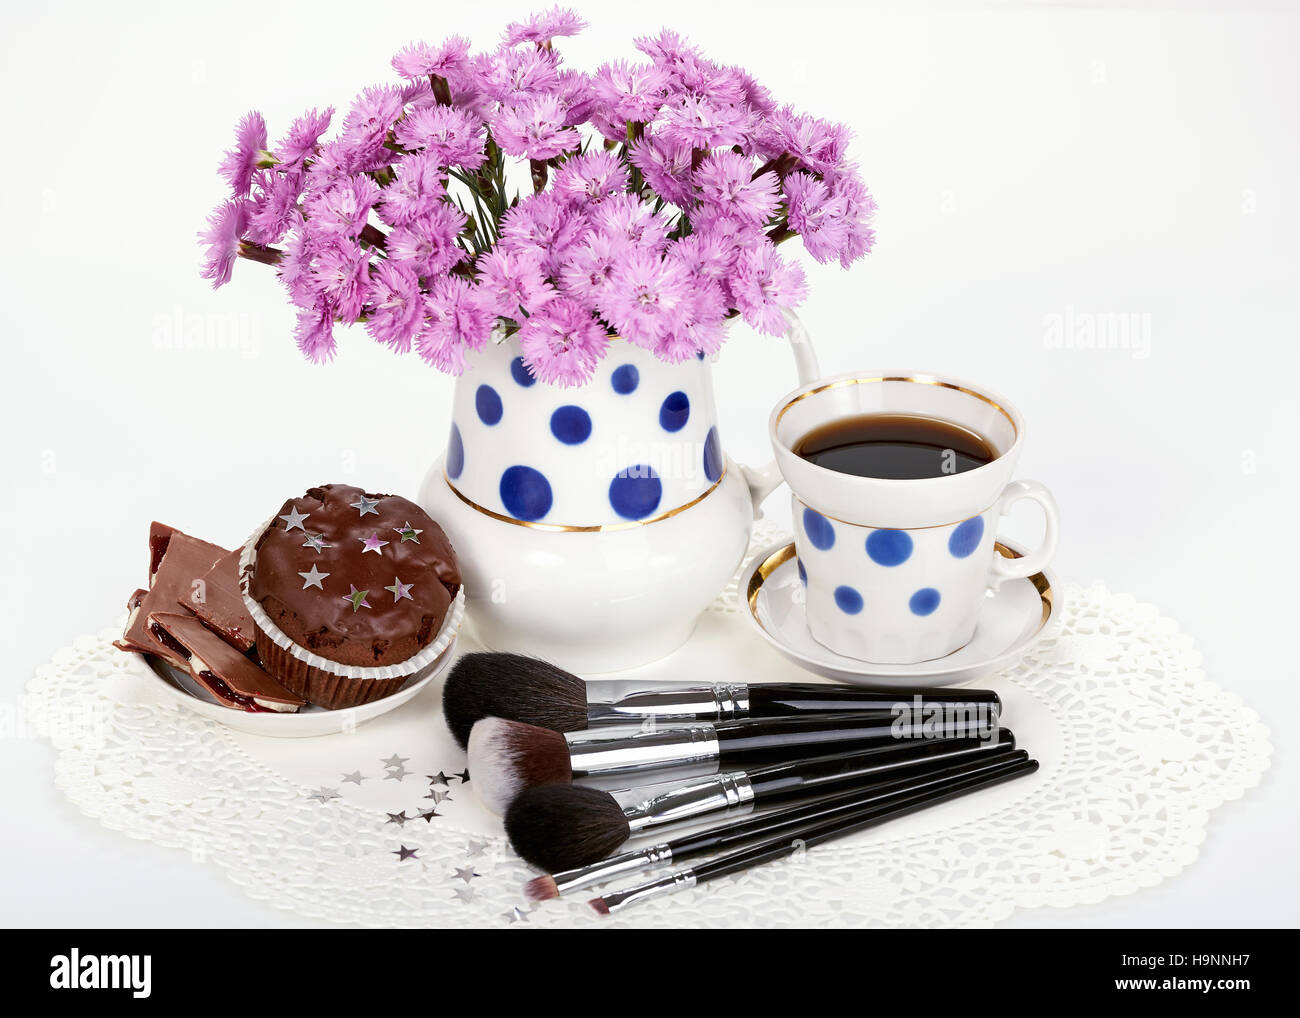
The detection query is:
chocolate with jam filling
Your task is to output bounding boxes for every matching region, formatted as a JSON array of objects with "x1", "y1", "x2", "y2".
[{"x1": 115, "y1": 531, "x2": 226, "y2": 665}]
